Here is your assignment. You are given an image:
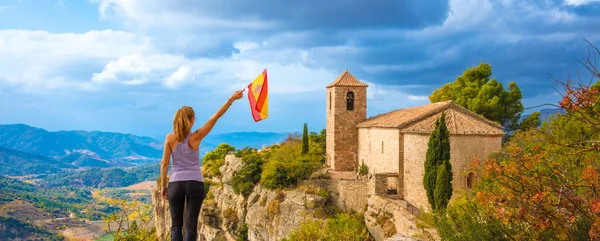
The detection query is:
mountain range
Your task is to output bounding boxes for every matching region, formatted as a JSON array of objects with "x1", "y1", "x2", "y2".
[
  {"x1": 0, "y1": 124, "x2": 292, "y2": 176},
  {"x1": 520, "y1": 108, "x2": 566, "y2": 123}
]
